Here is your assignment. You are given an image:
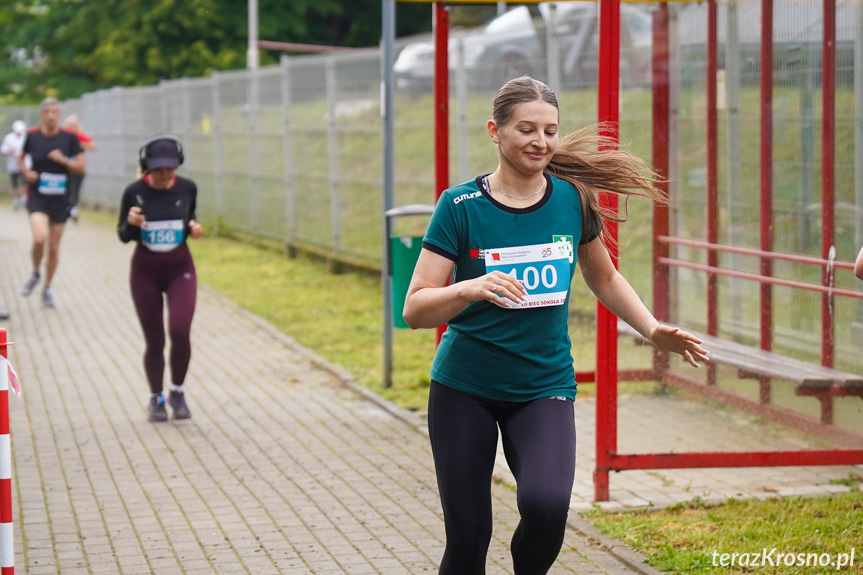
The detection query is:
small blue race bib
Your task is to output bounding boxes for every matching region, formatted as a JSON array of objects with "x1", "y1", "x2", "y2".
[
  {"x1": 141, "y1": 220, "x2": 184, "y2": 252},
  {"x1": 38, "y1": 173, "x2": 67, "y2": 195}
]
